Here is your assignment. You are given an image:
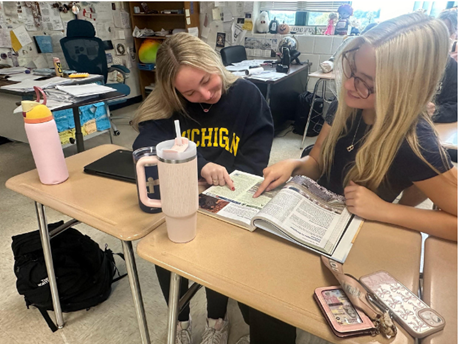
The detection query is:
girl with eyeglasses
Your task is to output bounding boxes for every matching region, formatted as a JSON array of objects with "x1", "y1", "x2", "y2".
[{"x1": 248, "y1": 12, "x2": 457, "y2": 343}]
